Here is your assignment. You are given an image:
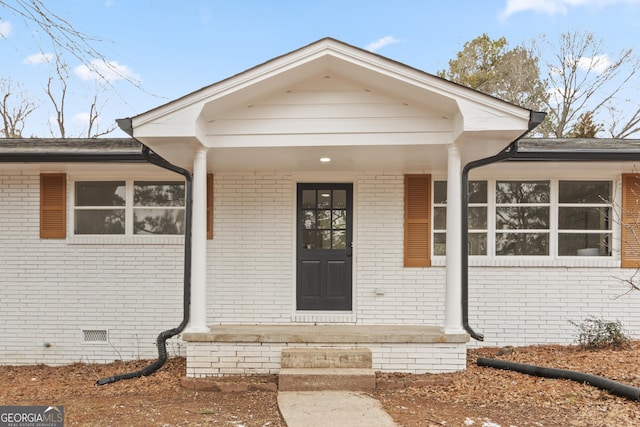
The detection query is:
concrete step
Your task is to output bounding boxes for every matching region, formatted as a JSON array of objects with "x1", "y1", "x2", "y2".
[
  {"x1": 278, "y1": 368, "x2": 376, "y2": 391},
  {"x1": 281, "y1": 348, "x2": 372, "y2": 369}
]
